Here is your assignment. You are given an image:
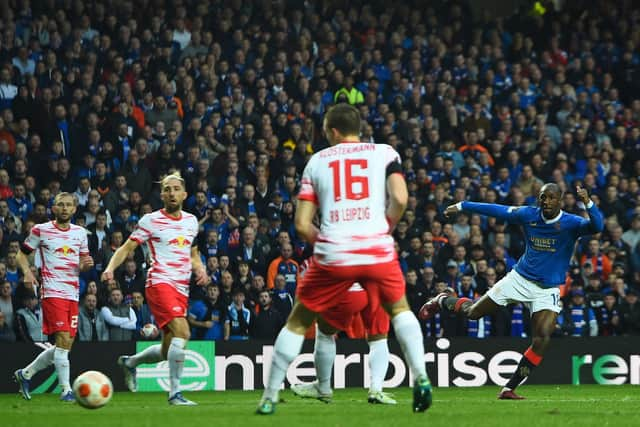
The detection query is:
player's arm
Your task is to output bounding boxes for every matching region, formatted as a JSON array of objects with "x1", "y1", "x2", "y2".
[
  {"x1": 295, "y1": 200, "x2": 319, "y2": 244},
  {"x1": 191, "y1": 246, "x2": 209, "y2": 286},
  {"x1": 444, "y1": 201, "x2": 525, "y2": 223},
  {"x1": 15, "y1": 249, "x2": 37, "y2": 289},
  {"x1": 17, "y1": 226, "x2": 40, "y2": 289},
  {"x1": 79, "y1": 233, "x2": 94, "y2": 272},
  {"x1": 386, "y1": 168, "x2": 408, "y2": 231},
  {"x1": 575, "y1": 186, "x2": 604, "y2": 235},
  {"x1": 101, "y1": 239, "x2": 140, "y2": 282}
]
